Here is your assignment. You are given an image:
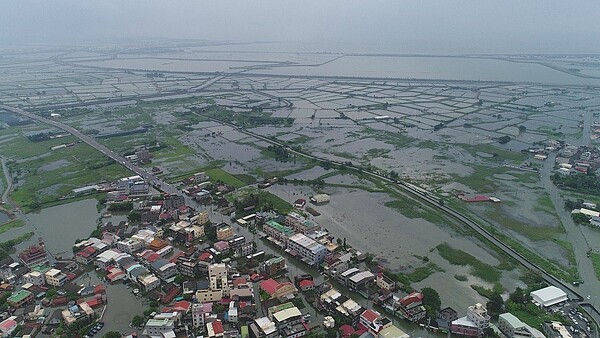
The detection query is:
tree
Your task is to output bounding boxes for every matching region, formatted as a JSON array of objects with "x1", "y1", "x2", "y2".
[
  {"x1": 509, "y1": 287, "x2": 529, "y2": 304},
  {"x1": 128, "y1": 210, "x2": 141, "y2": 222},
  {"x1": 498, "y1": 136, "x2": 511, "y2": 144},
  {"x1": 102, "y1": 332, "x2": 122, "y2": 338},
  {"x1": 518, "y1": 125, "x2": 527, "y2": 133},
  {"x1": 131, "y1": 315, "x2": 145, "y2": 327},
  {"x1": 486, "y1": 293, "x2": 504, "y2": 319},
  {"x1": 421, "y1": 287, "x2": 441, "y2": 317}
]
